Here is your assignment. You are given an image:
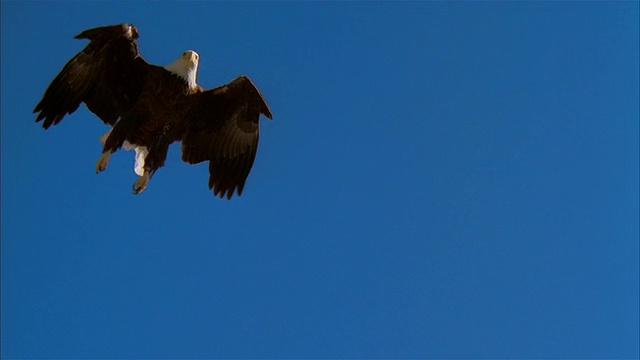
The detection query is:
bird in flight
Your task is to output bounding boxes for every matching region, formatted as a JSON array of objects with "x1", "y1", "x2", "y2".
[{"x1": 33, "y1": 23, "x2": 273, "y2": 199}]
